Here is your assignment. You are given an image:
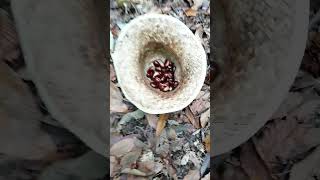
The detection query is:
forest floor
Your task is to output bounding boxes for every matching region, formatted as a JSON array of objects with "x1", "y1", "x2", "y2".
[
  {"x1": 212, "y1": 1, "x2": 320, "y2": 180},
  {"x1": 110, "y1": 0, "x2": 211, "y2": 179}
]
